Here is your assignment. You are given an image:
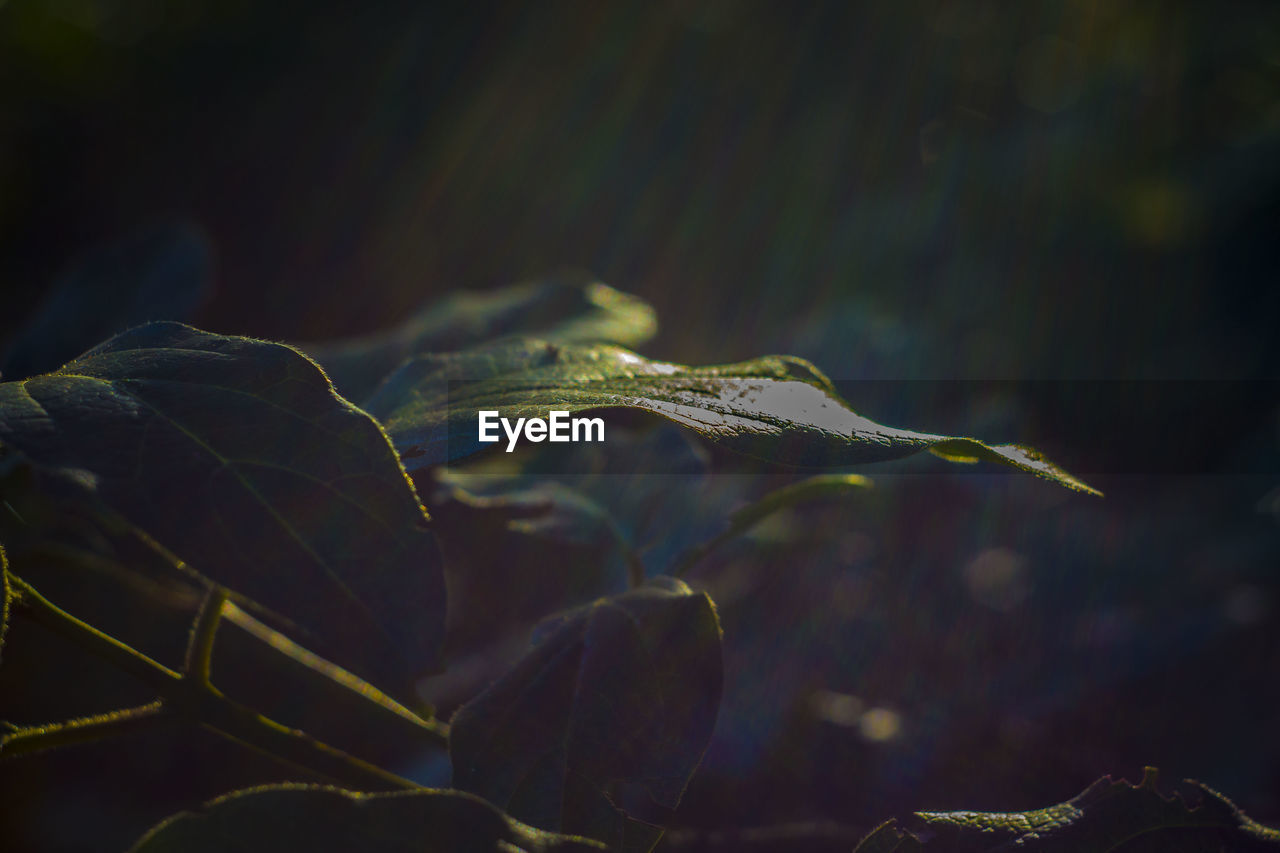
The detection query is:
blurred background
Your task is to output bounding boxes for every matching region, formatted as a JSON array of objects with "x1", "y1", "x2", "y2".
[{"x1": 1, "y1": 1, "x2": 1278, "y2": 850}]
